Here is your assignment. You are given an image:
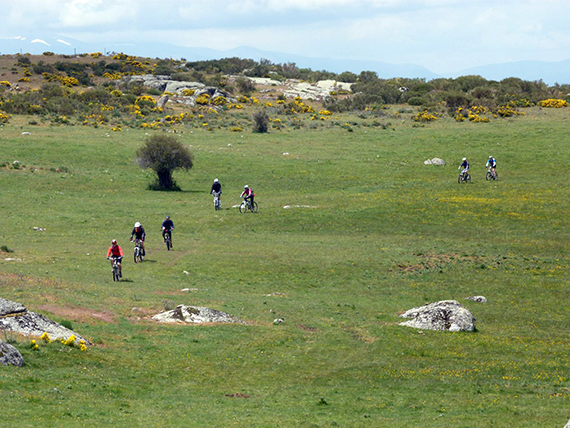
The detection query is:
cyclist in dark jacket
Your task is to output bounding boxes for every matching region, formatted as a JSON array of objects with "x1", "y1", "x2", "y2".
[
  {"x1": 130, "y1": 222, "x2": 146, "y2": 256},
  {"x1": 161, "y1": 216, "x2": 174, "y2": 247},
  {"x1": 211, "y1": 178, "x2": 222, "y2": 208}
]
